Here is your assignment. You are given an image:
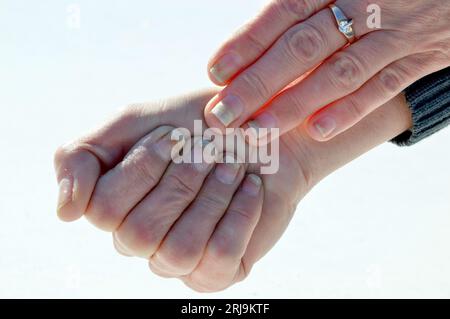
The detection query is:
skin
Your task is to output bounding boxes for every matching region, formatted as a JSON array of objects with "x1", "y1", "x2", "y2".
[
  {"x1": 205, "y1": 0, "x2": 449, "y2": 141},
  {"x1": 54, "y1": 89, "x2": 412, "y2": 292}
]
